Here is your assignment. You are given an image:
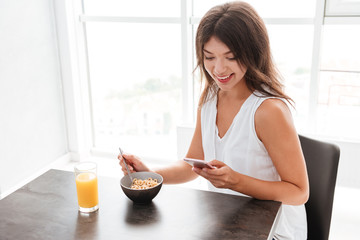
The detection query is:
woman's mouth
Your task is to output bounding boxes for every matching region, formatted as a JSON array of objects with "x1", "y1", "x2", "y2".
[{"x1": 216, "y1": 73, "x2": 233, "y2": 83}]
